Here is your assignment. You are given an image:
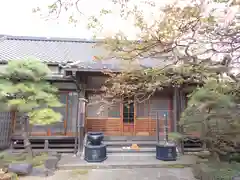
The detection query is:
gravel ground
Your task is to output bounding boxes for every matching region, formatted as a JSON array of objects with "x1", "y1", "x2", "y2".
[{"x1": 19, "y1": 168, "x2": 196, "y2": 180}]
